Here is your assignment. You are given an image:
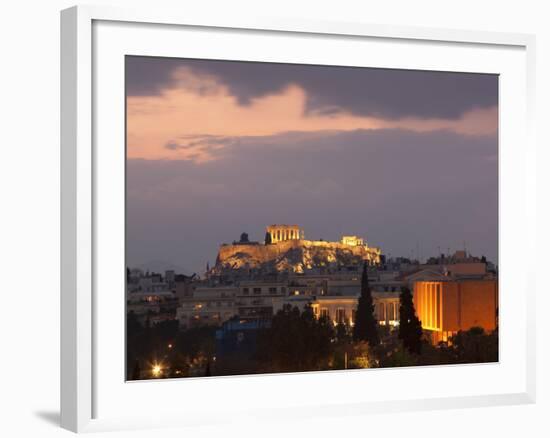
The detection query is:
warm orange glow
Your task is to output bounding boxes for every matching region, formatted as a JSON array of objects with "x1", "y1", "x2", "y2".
[
  {"x1": 127, "y1": 68, "x2": 498, "y2": 163},
  {"x1": 151, "y1": 362, "x2": 163, "y2": 377},
  {"x1": 413, "y1": 280, "x2": 498, "y2": 345}
]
